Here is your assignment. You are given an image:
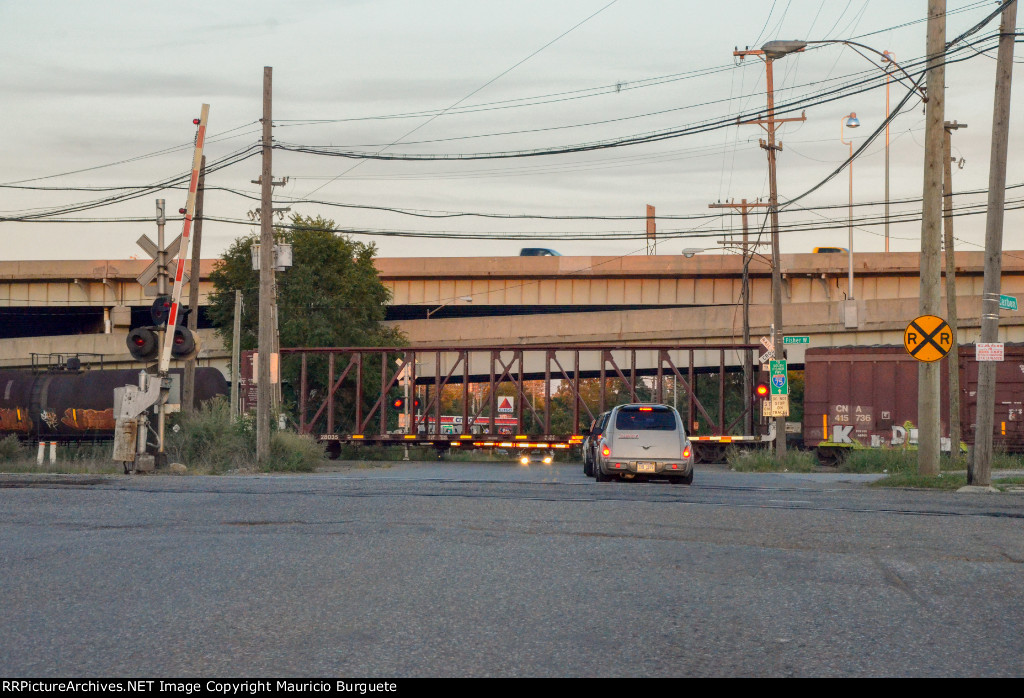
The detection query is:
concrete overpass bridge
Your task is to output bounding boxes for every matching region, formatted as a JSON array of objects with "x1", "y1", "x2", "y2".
[
  {"x1": 1, "y1": 251, "x2": 1022, "y2": 372},
  {"x1": 378, "y1": 250, "x2": 1024, "y2": 367}
]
